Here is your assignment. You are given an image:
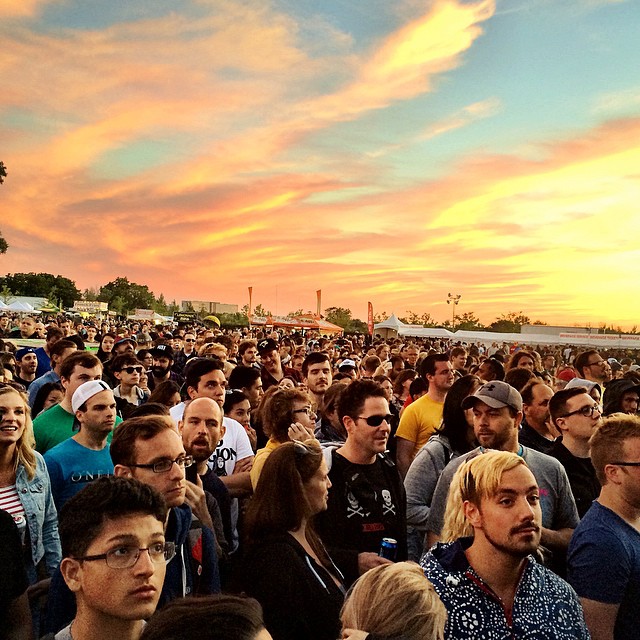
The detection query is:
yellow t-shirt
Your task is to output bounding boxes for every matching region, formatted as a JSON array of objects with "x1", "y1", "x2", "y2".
[
  {"x1": 249, "y1": 438, "x2": 281, "y2": 489},
  {"x1": 396, "y1": 394, "x2": 444, "y2": 456}
]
